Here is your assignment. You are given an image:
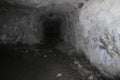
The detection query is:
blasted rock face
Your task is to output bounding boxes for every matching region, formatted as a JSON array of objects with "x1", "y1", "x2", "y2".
[
  {"x1": 0, "y1": 0, "x2": 84, "y2": 44},
  {"x1": 75, "y1": 0, "x2": 120, "y2": 79},
  {"x1": 3, "y1": 0, "x2": 86, "y2": 8}
]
